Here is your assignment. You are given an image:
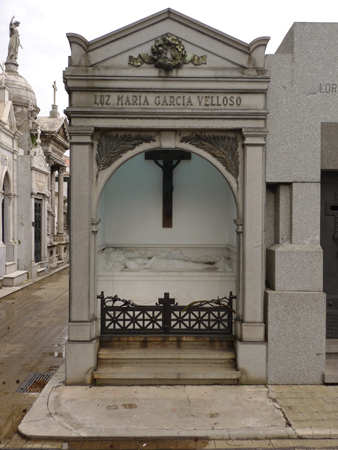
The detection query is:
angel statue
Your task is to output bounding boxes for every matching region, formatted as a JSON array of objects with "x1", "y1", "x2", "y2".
[{"x1": 7, "y1": 16, "x2": 22, "y2": 63}]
